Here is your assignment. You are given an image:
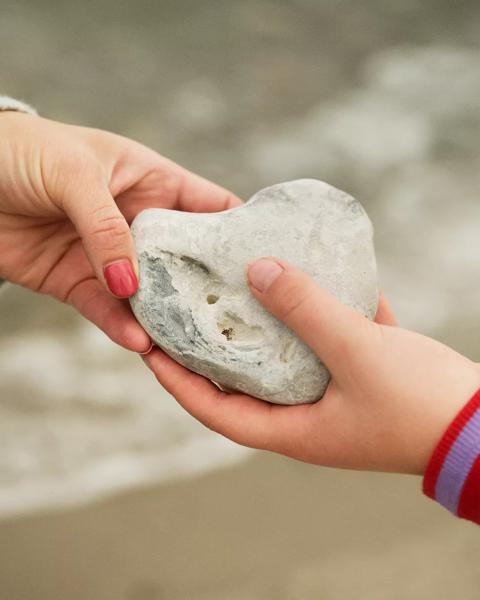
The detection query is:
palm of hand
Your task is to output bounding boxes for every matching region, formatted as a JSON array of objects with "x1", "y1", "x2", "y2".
[
  {"x1": 143, "y1": 287, "x2": 480, "y2": 475},
  {"x1": 0, "y1": 114, "x2": 240, "y2": 351},
  {"x1": 142, "y1": 297, "x2": 399, "y2": 463}
]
